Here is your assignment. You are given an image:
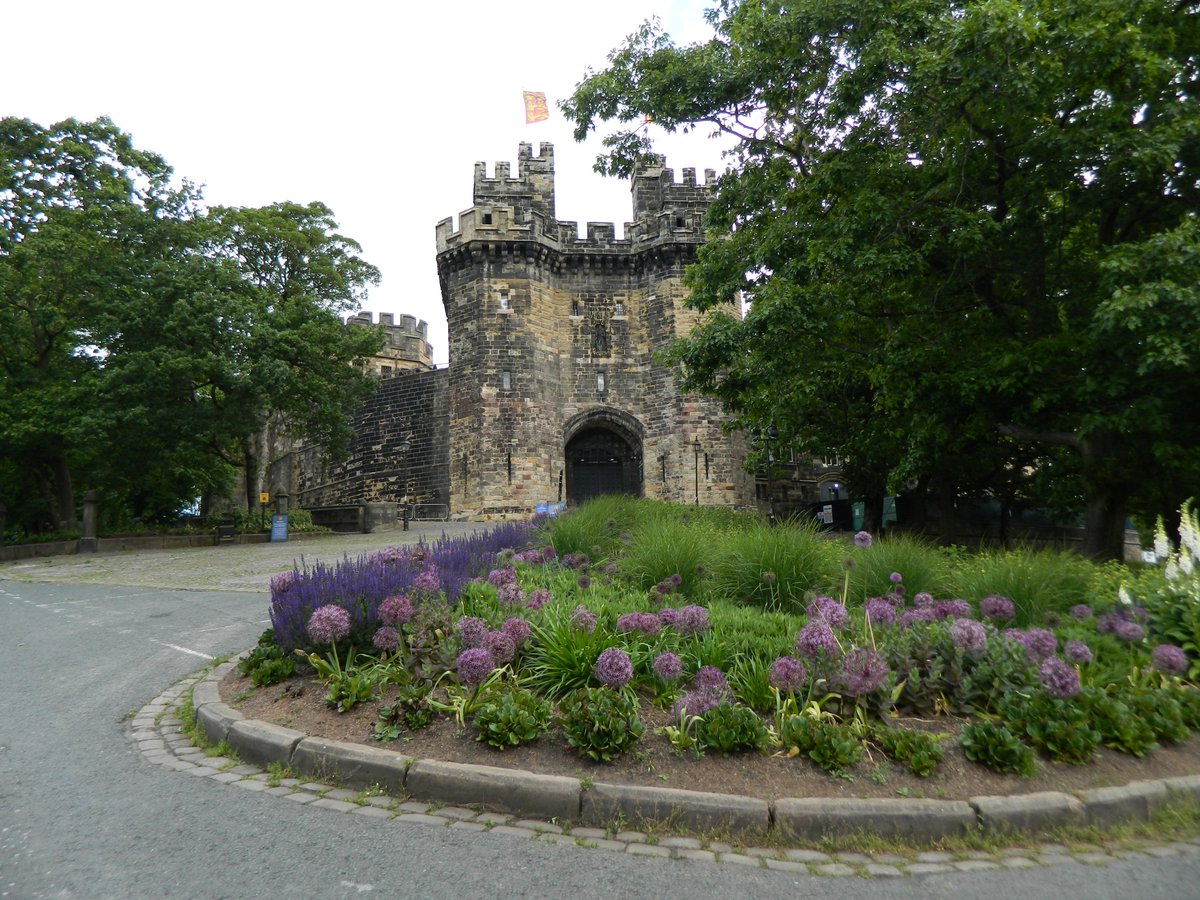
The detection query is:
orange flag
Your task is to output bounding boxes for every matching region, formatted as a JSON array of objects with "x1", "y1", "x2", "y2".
[{"x1": 523, "y1": 91, "x2": 550, "y2": 124}]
